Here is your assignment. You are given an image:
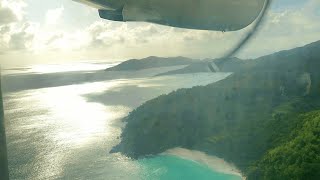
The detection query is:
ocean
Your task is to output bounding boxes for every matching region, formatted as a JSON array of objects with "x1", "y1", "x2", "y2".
[{"x1": 2, "y1": 63, "x2": 241, "y2": 180}]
